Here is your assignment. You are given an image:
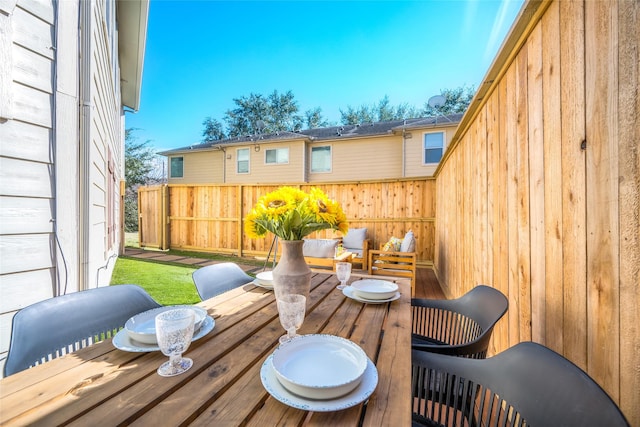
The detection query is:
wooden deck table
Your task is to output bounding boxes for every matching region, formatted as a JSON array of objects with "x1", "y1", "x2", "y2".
[{"x1": 0, "y1": 272, "x2": 411, "y2": 426}]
